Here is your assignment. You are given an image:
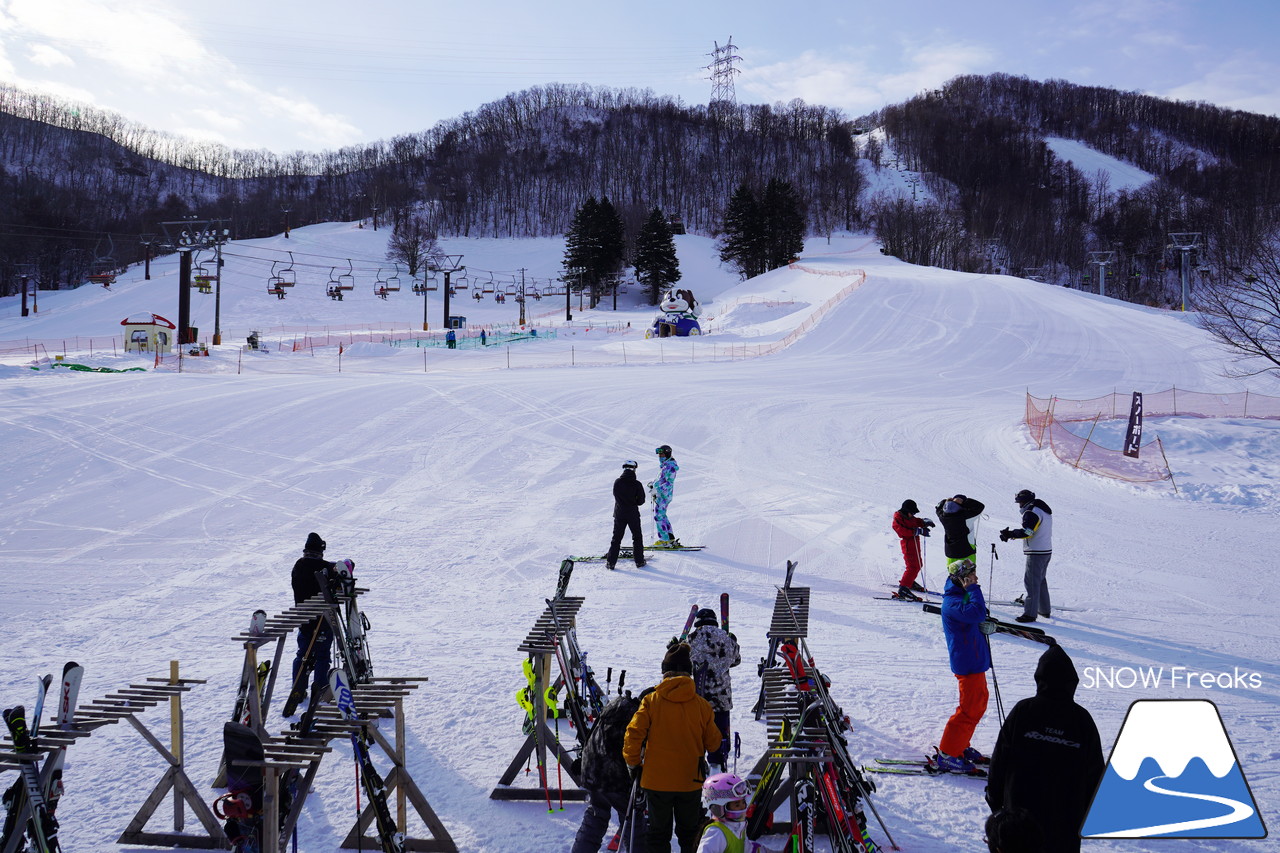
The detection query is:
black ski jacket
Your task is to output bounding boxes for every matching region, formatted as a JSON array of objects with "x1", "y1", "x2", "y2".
[
  {"x1": 986, "y1": 645, "x2": 1105, "y2": 853},
  {"x1": 291, "y1": 551, "x2": 335, "y2": 604},
  {"x1": 613, "y1": 469, "x2": 646, "y2": 521},
  {"x1": 935, "y1": 497, "x2": 985, "y2": 559},
  {"x1": 579, "y1": 694, "x2": 642, "y2": 794}
]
